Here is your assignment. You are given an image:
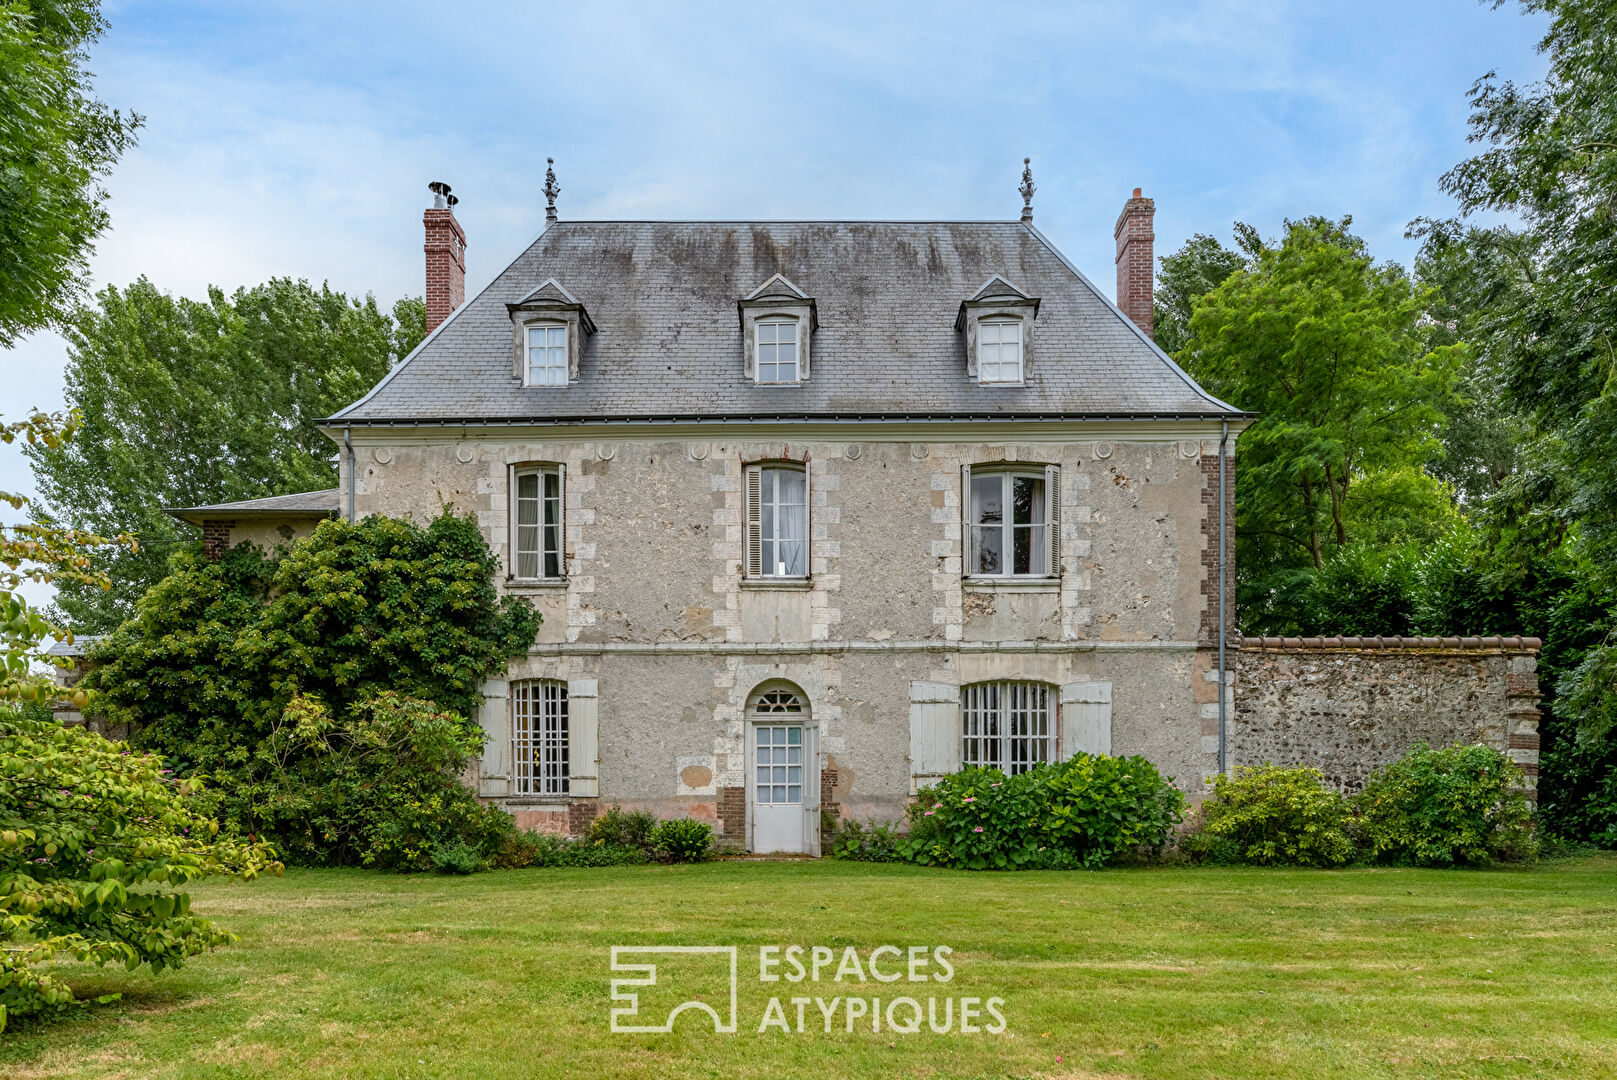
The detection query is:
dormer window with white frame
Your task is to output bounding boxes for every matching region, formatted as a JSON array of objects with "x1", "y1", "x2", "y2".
[
  {"x1": 956, "y1": 275, "x2": 1039, "y2": 387},
  {"x1": 507, "y1": 278, "x2": 594, "y2": 388},
  {"x1": 526, "y1": 323, "x2": 568, "y2": 386},
  {"x1": 756, "y1": 318, "x2": 800, "y2": 383},
  {"x1": 739, "y1": 274, "x2": 816, "y2": 386},
  {"x1": 977, "y1": 318, "x2": 1023, "y2": 383}
]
